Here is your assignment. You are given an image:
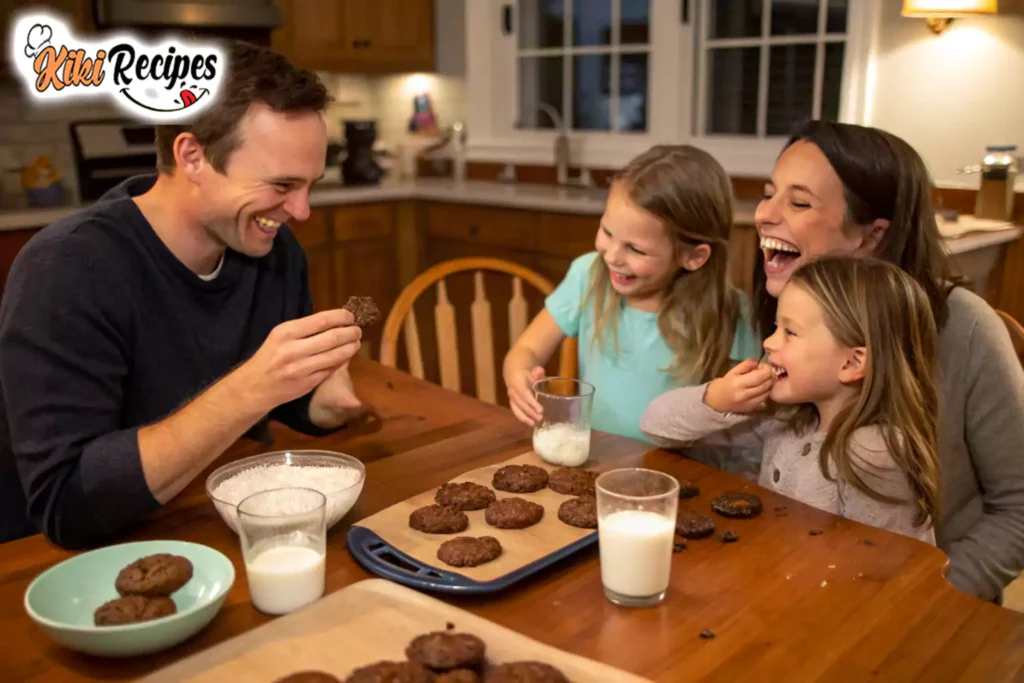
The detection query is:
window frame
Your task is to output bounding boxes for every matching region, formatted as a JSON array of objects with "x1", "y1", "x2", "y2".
[{"x1": 465, "y1": 0, "x2": 882, "y2": 177}]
